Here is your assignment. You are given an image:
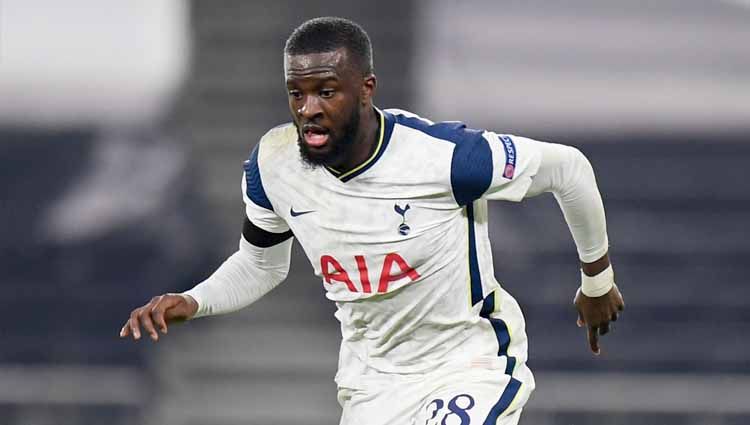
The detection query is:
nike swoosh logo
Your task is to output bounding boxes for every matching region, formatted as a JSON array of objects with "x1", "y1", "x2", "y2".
[{"x1": 290, "y1": 207, "x2": 315, "y2": 217}]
